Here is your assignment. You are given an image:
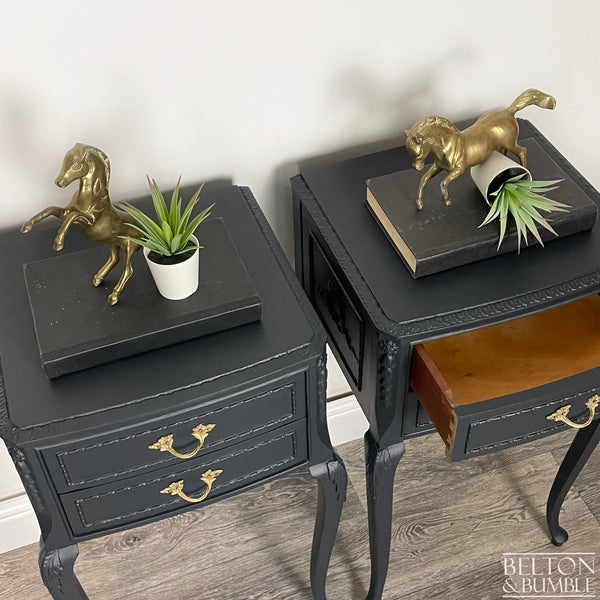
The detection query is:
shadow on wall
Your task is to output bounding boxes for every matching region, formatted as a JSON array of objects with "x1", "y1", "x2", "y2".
[{"x1": 271, "y1": 44, "x2": 477, "y2": 267}]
